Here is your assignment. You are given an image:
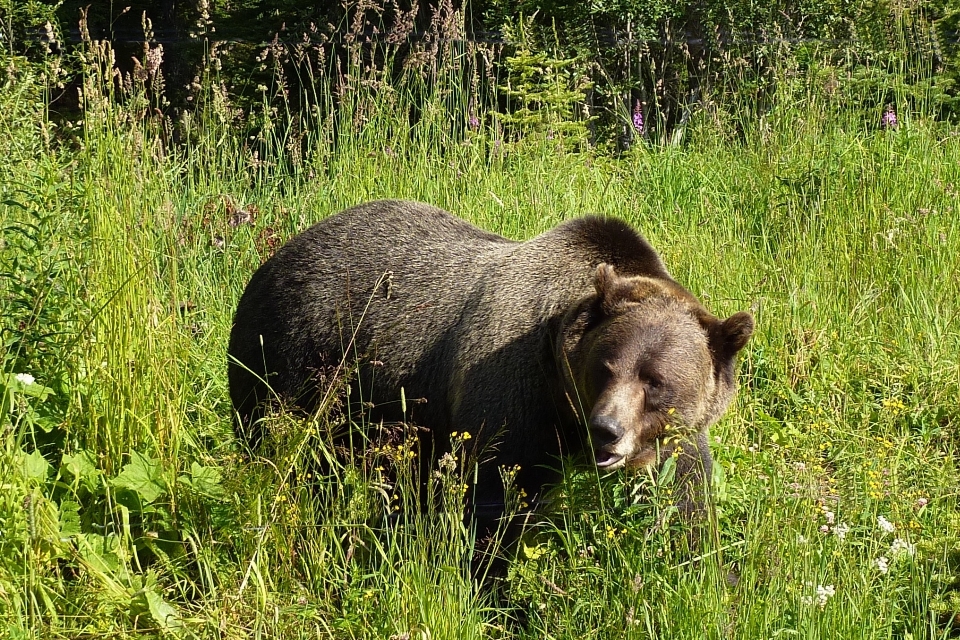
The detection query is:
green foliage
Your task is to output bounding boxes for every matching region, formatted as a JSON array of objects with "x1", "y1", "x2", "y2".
[
  {"x1": 0, "y1": 376, "x2": 208, "y2": 634},
  {"x1": 481, "y1": 0, "x2": 960, "y2": 145},
  {"x1": 496, "y1": 19, "x2": 594, "y2": 148},
  {"x1": 0, "y1": 0, "x2": 61, "y2": 56},
  {"x1": 7, "y1": 0, "x2": 960, "y2": 149},
  {"x1": 482, "y1": 0, "x2": 682, "y2": 44},
  {"x1": 0, "y1": 73, "x2": 85, "y2": 464}
]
